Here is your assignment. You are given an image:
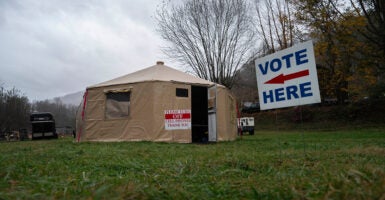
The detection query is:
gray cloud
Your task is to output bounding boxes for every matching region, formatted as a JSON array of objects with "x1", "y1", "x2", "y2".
[{"x1": 0, "y1": 0, "x2": 167, "y2": 100}]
